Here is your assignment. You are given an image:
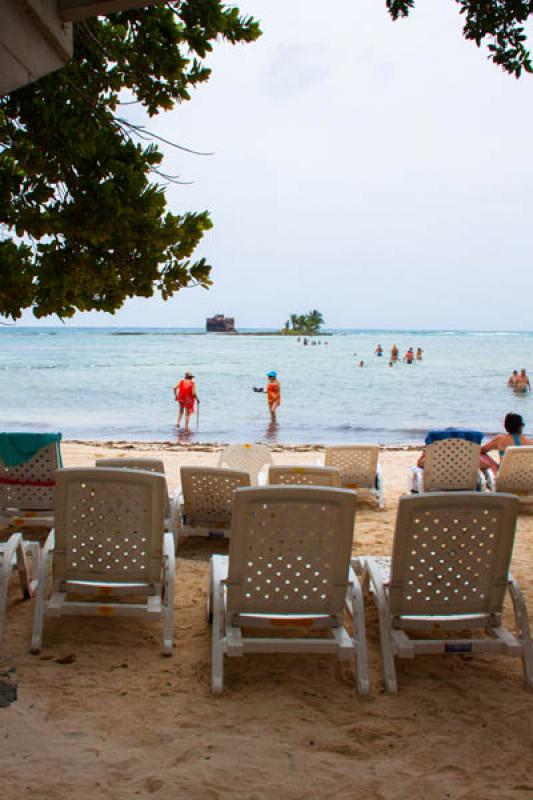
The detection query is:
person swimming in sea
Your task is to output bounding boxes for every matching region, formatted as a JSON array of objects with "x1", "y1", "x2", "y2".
[
  {"x1": 390, "y1": 344, "x2": 399, "y2": 362},
  {"x1": 514, "y1": 368, "x2": 531, "y2": 394},
  {"x1": 507, "y1": 370, "x2": 519, "y2": 389},
  {"x1": 404, "y1": 347, "x2": 415, "y2": 364},
  {"x1": 375, "y1": 344, "x2": 383, "y2": 357},
  {"x1": 416, "y1": 347, "x2": 423, "y2": 361}
]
